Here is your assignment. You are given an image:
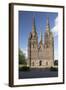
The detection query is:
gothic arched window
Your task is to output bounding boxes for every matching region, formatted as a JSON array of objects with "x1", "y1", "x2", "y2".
[{"x1": 32, "y1": 62, "x2": 34, "y2": 66}]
